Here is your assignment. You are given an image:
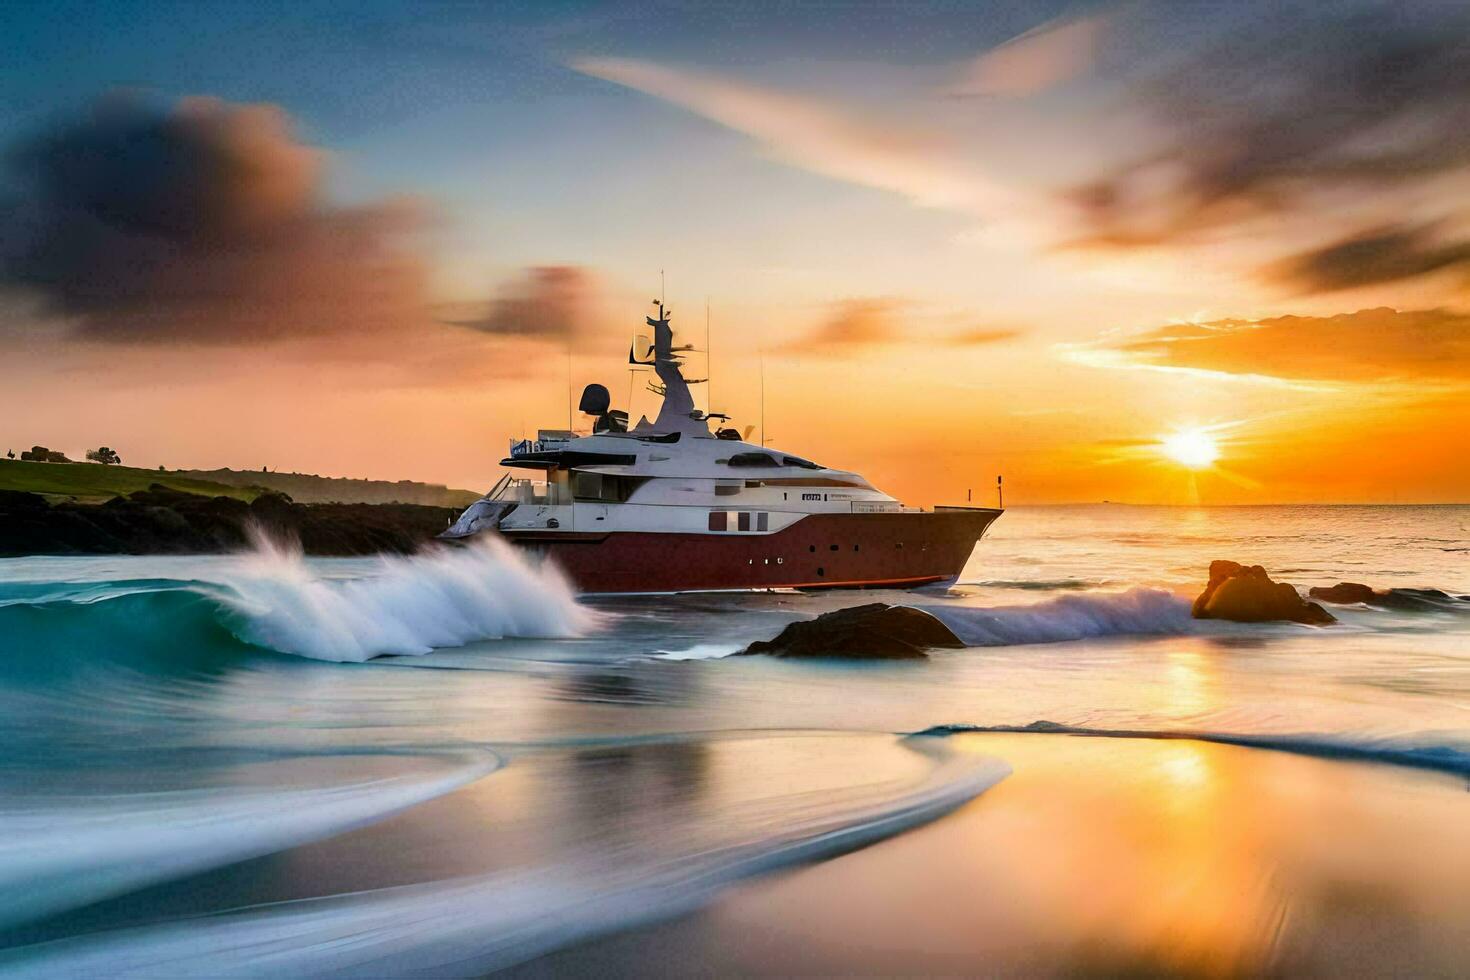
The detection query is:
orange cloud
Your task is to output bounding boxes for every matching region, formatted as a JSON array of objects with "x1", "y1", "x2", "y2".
[
  {"x1": 1097, "y1": 307, "x2": 1470, "y2": 384},
  {"x1": 780, "y1": 298, "x2": 1021, "y2": 355}
]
